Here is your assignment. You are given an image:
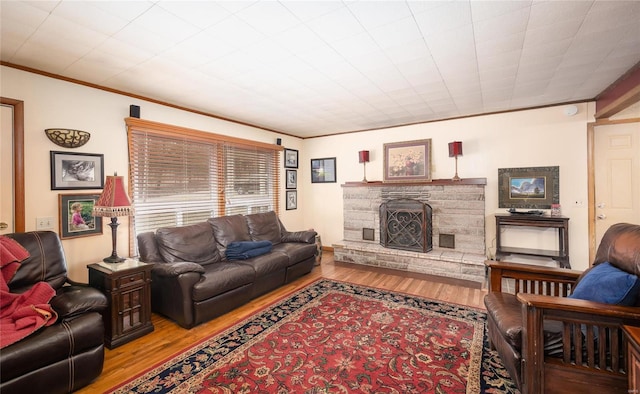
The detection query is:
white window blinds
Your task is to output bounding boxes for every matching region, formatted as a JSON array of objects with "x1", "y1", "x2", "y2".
[{"x1": 126, "y1": 118, "x2": 281, "y2": 254}]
